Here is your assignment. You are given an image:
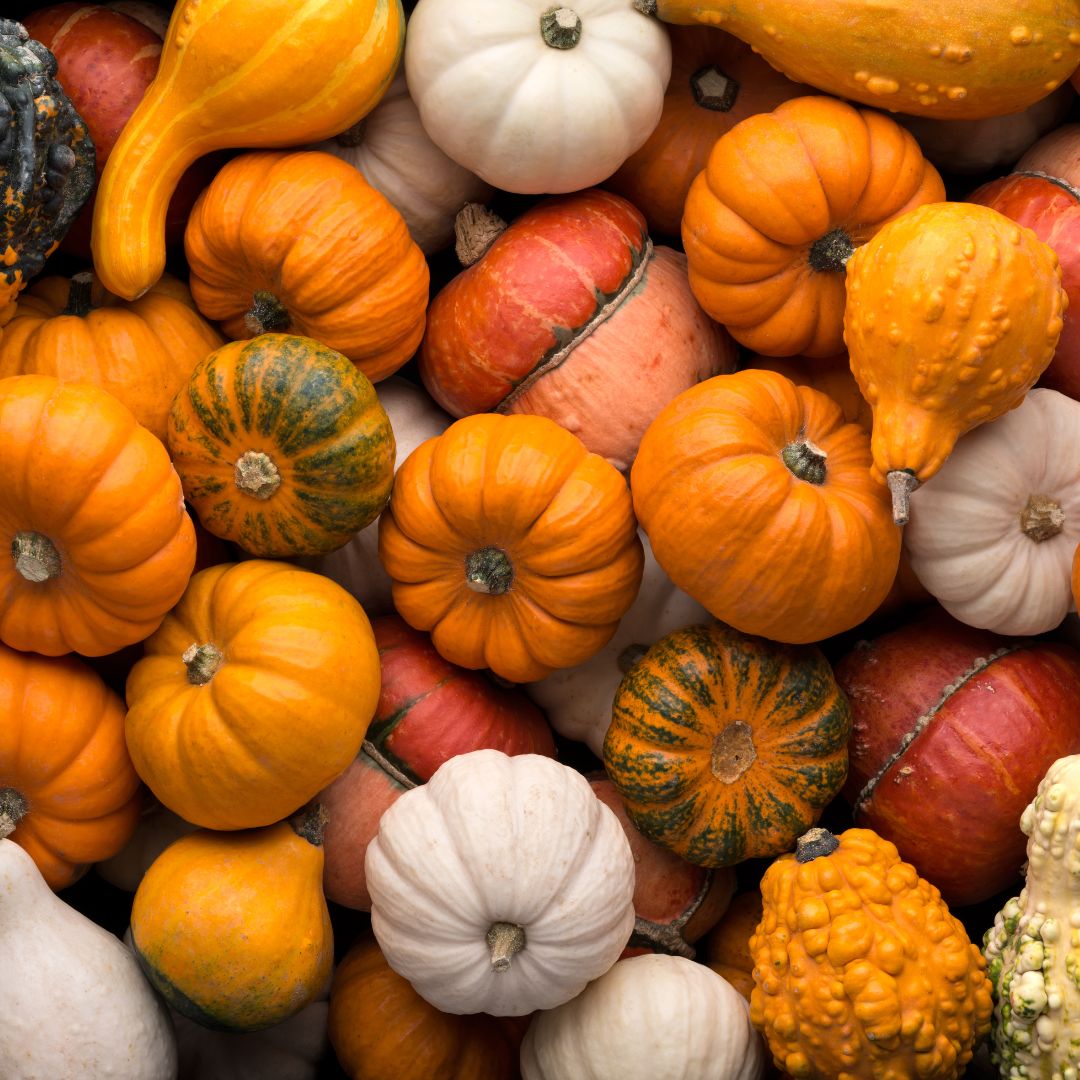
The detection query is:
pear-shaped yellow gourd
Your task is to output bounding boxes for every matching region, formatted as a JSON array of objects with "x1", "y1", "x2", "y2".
[
  {"x1": 92, "y1": 0, "x2": 404, "y2": 301},
  {"x1": 635, "y1": 0, "x2": 1080, "y2": 120},
  {"x1": 129, "y1": 807, "x2": 333, "y2": 1032}
]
